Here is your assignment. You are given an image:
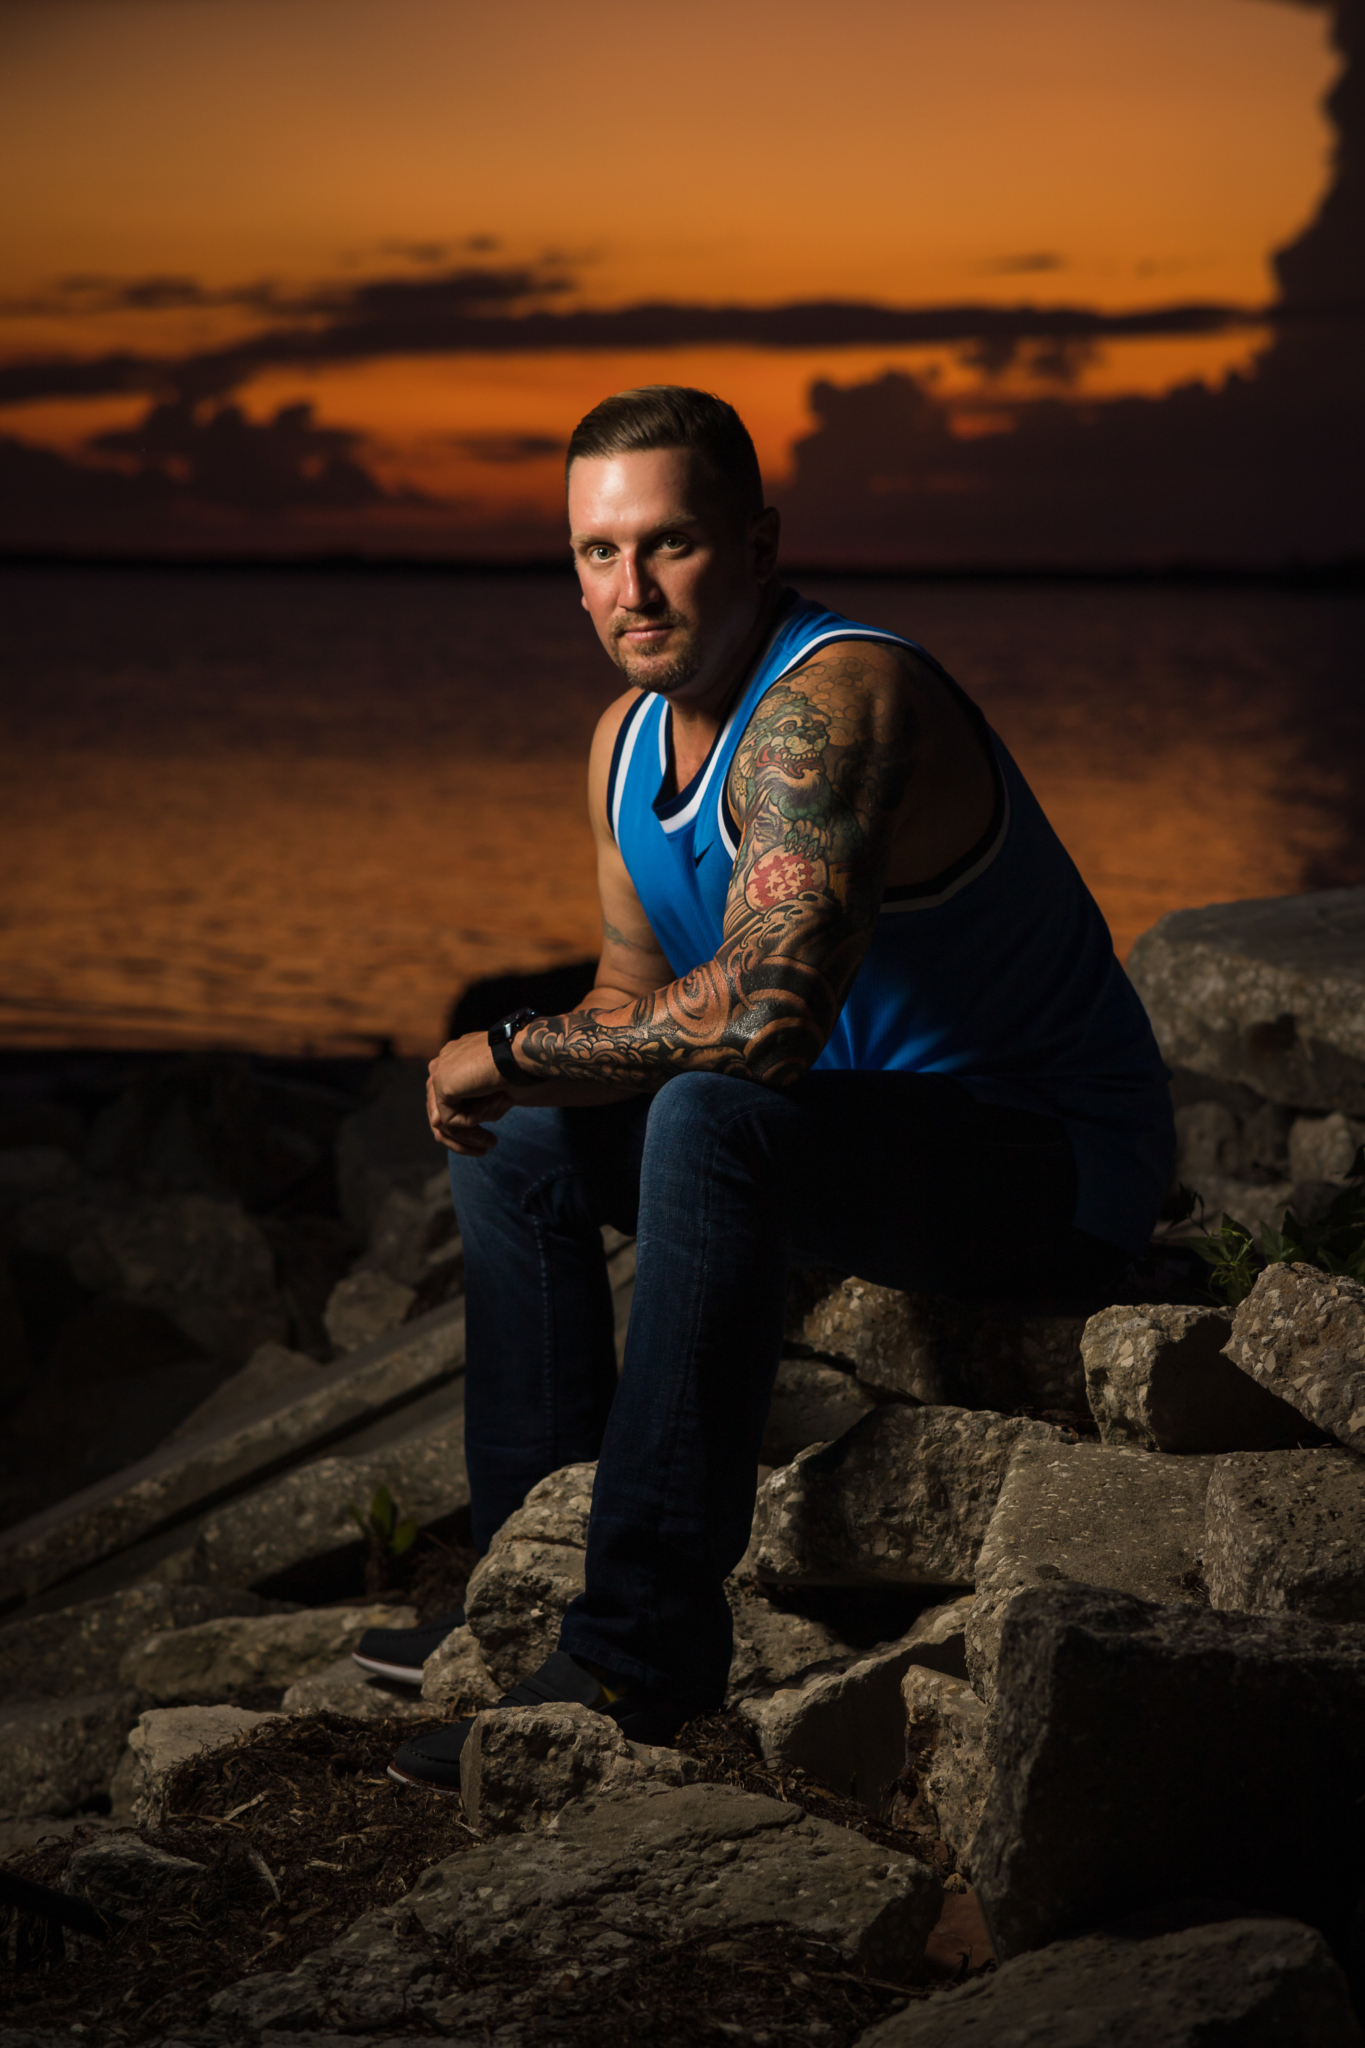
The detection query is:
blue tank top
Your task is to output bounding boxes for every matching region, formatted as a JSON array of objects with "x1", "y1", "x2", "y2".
[{"x1": 607, "y1": 593, "x2": 1174, "y2": 1255}]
